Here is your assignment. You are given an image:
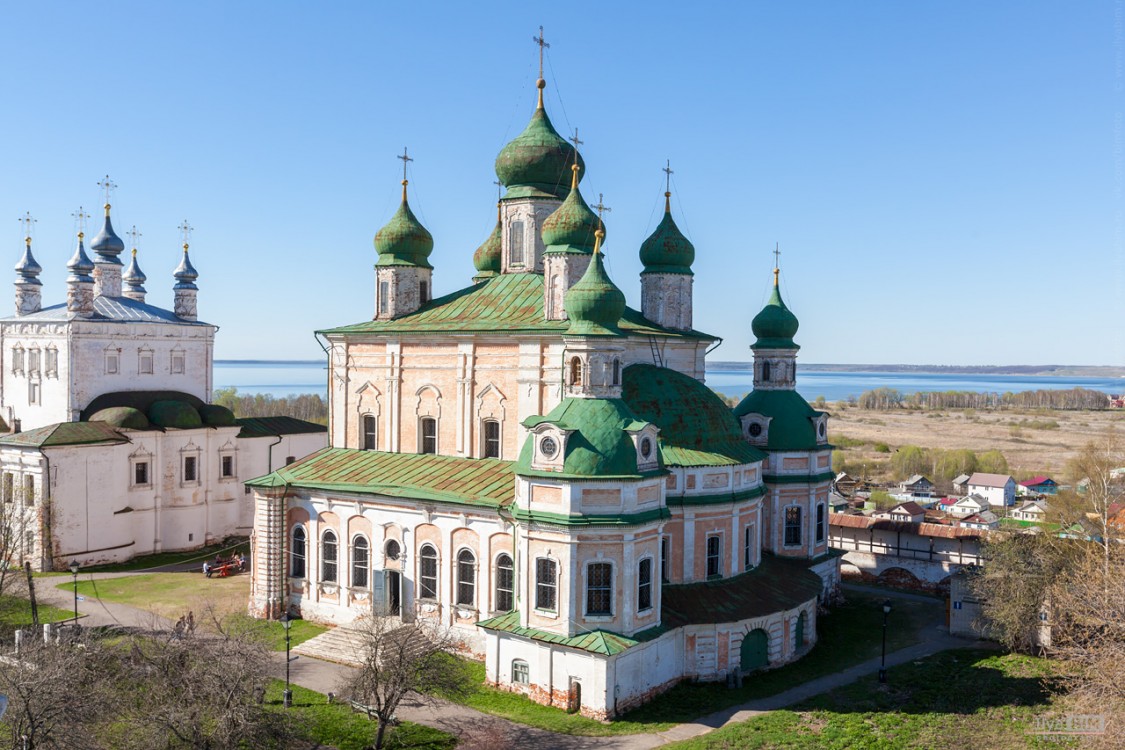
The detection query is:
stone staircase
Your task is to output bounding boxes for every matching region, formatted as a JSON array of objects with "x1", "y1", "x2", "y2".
[{"x1": 293, "y1": 626, "x2": 368, "y2": 666}]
